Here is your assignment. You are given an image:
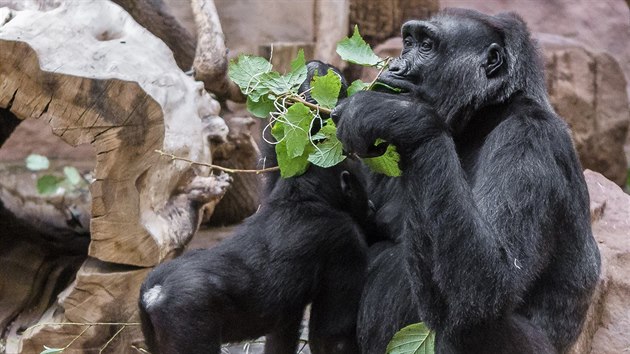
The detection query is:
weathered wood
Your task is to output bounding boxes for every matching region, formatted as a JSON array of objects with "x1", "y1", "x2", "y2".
[
  {"x1": 0, "y1": 2, "x2": 231, "y2": 352},
  {"x1": 0, "y1": 165, "x2": 89, "y2": 352},
  {"x1": 191, "y1": 0, "x2": 246, "y2": 103},
  {"x1": 349, "y1": 0, "x2": 439, "y2": 46},
  {"x1": 313, "y1": 0, "x2": 350, "y2": 69},
  {"x1": 207, "y1": 116, "x2": 261, "y2": 225},
  {"x1": 0, "y1": 1, "x2": 229, "y2": 266},
  {"x1": 17, "y1": 259, "x2": 150, "y2": 354},
  {"x1": 0, "y1": 164, "x2": 91, "y2": 250},
  {"x1": 111, "y1": 0, "x2": 197, "y2": 70}
]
